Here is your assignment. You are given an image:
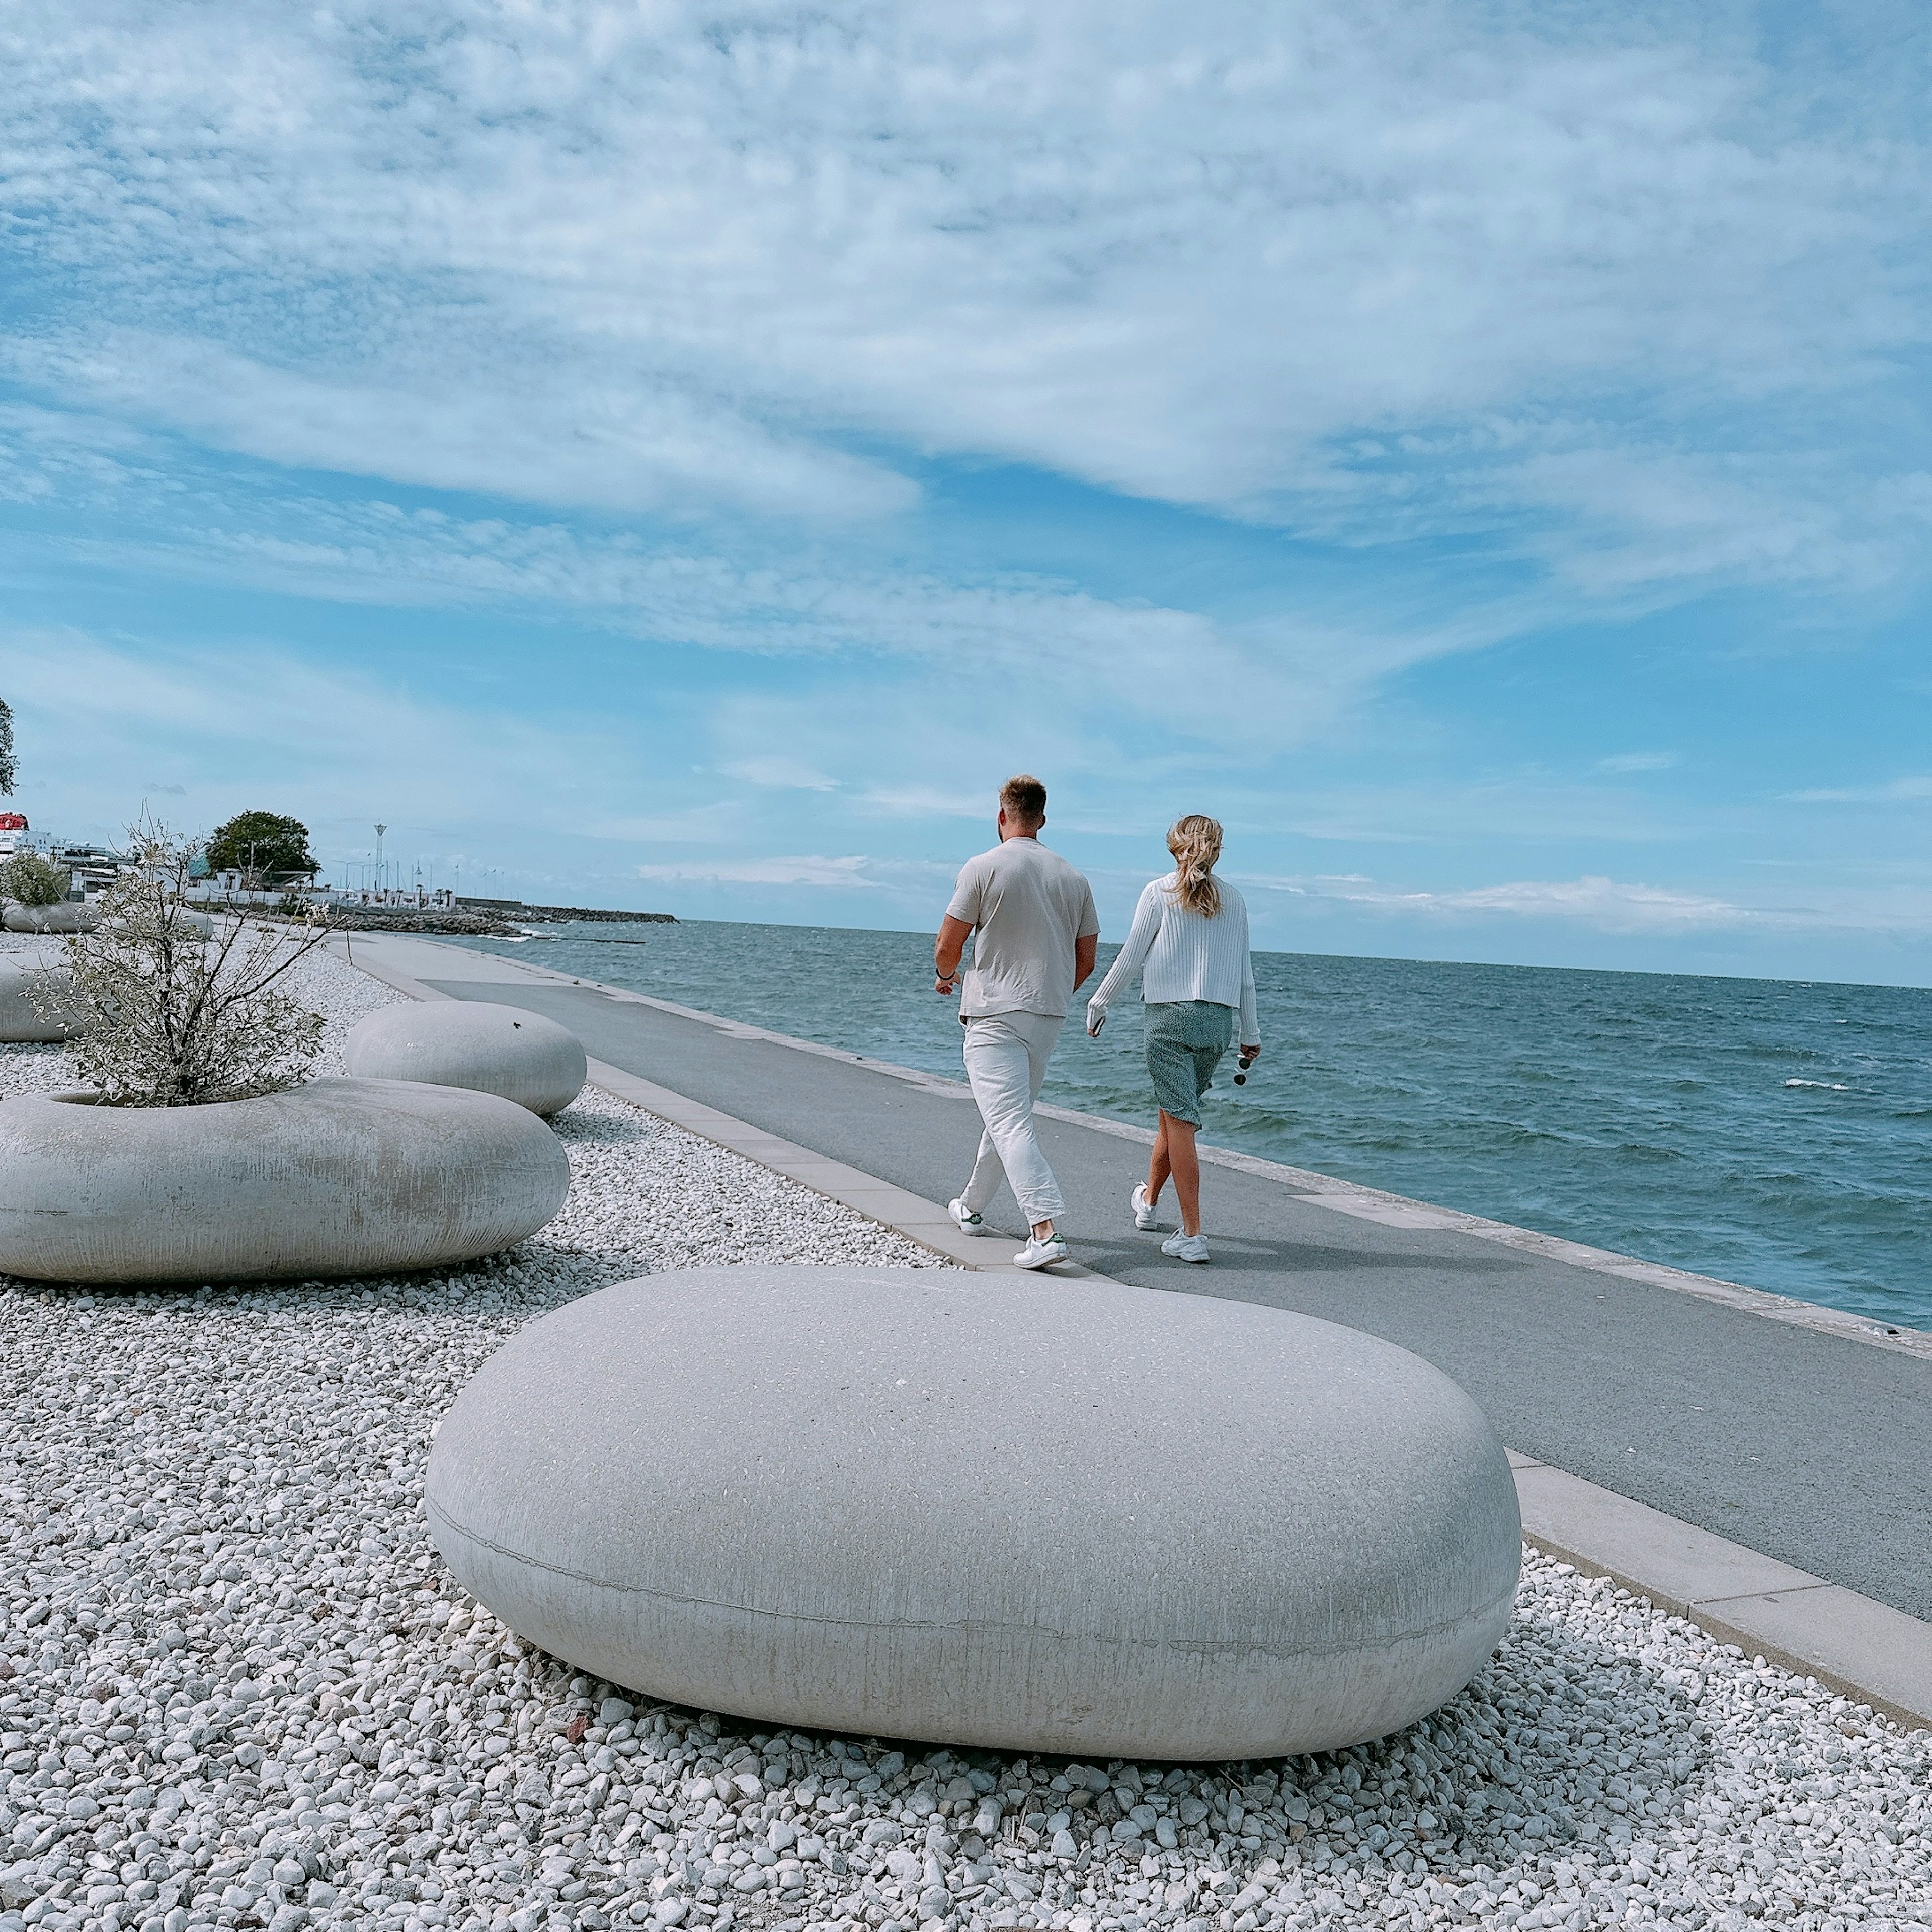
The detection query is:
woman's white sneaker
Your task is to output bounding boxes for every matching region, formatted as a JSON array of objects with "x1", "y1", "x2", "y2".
[
  {"x1": 1131, "y1": 1183, "x2": 1160, "y2": 1231},
  {"x1": 1161, "y1": 1230, "x2": 1210, "y2": 1264},
  {"x1": 947, "y1": 1198, "x2": 987, "y2": 1236},
  {"x1": 1014, "y1": 1231, "x2": 1070, "y2": 1270}
]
